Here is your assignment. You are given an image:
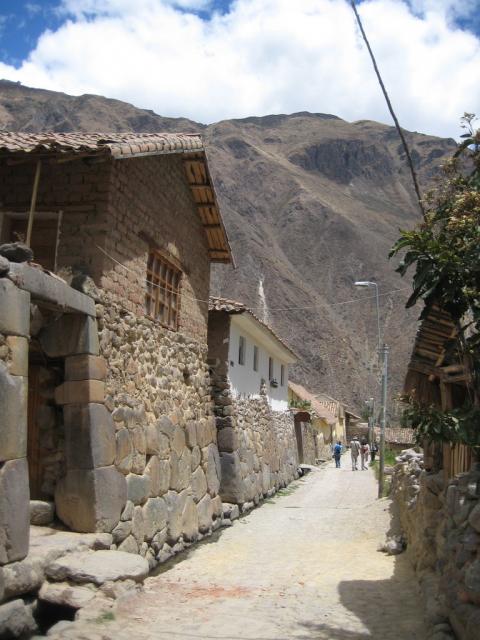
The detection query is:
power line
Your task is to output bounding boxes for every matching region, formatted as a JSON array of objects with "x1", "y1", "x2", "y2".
[
  {"x1": 349, "y1": 0, "x2": 425, "y2": 218},
  {"x1": 97, "y1": 244, "x2": 410, "y2": 314}
]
